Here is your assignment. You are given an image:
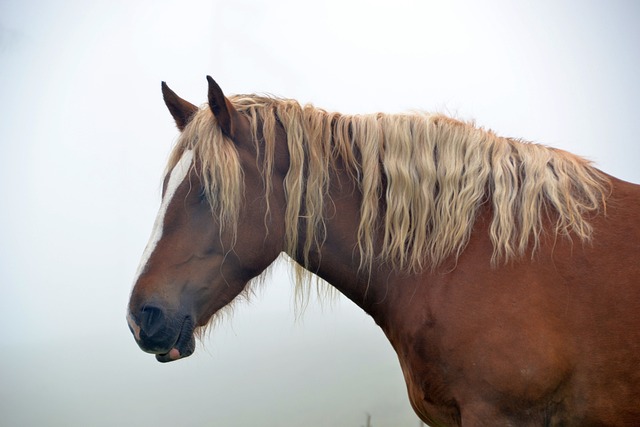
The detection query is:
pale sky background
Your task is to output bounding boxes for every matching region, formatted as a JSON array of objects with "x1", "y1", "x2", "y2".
[{"x1": 1, "y1": 1, "x2": 638, "y2": 426}]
